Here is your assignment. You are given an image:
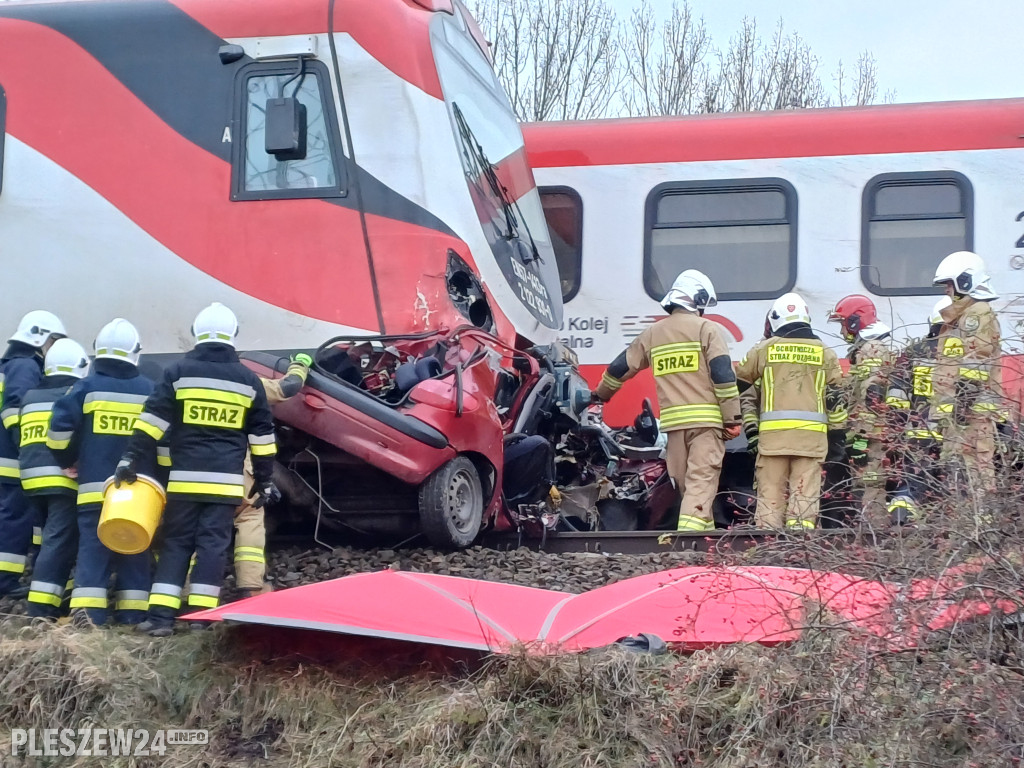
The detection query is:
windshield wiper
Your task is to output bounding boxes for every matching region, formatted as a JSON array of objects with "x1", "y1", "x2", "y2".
[{"x1": 452, "y1": 103, "x2": 543, "y2": 265}]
